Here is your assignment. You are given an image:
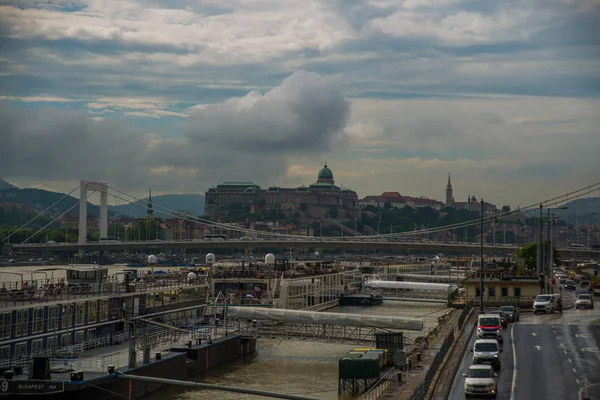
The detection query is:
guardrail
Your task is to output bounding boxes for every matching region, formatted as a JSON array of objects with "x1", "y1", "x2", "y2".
[
  {"x1": 408, "y1": 301, "x2": 474, "y2": 400},
  {"x1": 359, "y1": 367, "x2": 397, "y2": 400}
]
